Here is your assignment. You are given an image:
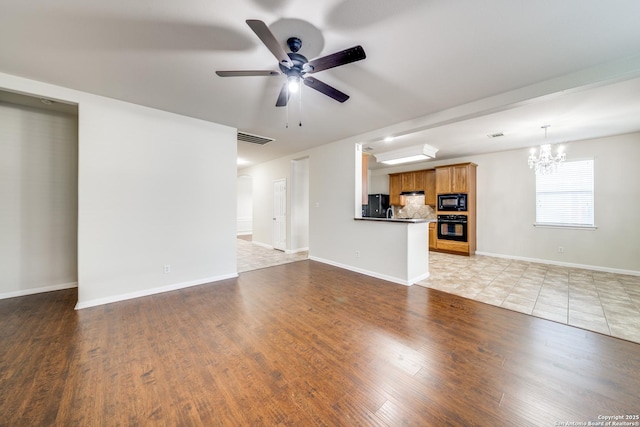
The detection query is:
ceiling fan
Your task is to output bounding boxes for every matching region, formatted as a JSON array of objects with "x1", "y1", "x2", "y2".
[{"x1": 216, "y1": 20, "x2": 366, "y2": 107}]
